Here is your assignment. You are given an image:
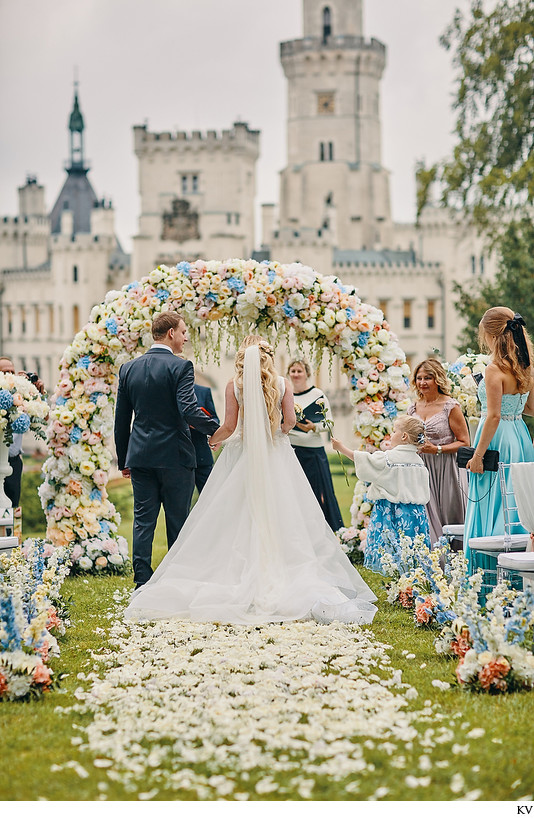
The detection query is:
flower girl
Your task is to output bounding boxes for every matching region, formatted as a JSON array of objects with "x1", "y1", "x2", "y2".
[{"x1": 332, "y1": 416, "x2": 431, "y2": 573}]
